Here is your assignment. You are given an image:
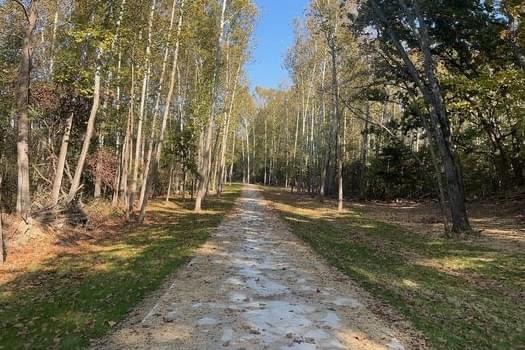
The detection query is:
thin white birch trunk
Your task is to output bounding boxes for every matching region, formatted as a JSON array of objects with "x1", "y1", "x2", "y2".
[
  {"x1": 129, "y1": 0, "x2": 156, "y2": 214},
  {"x1": 138, "y1": 0, "x2": 185, "y2": 222},
  {"x1": 194, "y1": 0, "x2": 228, "y2": 212},
  {"x1": 138, "y1": 0, "x2": 178, "y2": 208}
]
